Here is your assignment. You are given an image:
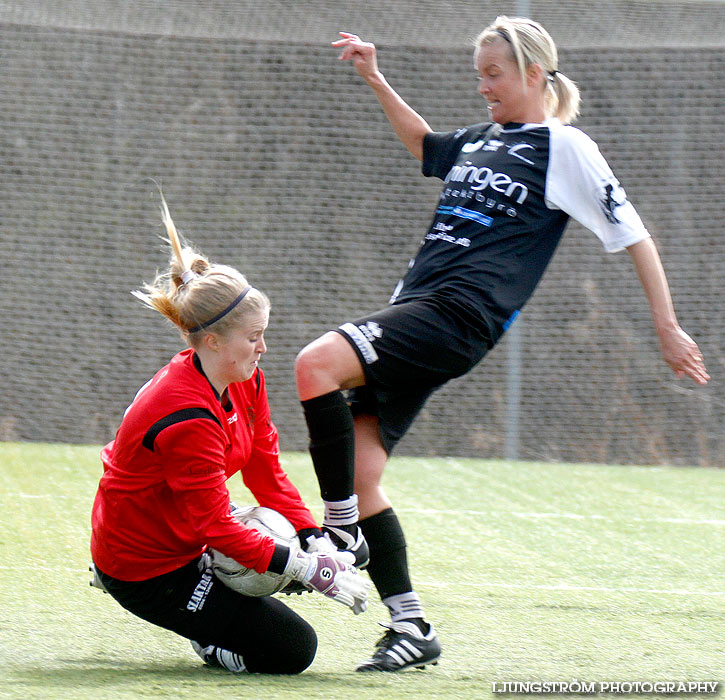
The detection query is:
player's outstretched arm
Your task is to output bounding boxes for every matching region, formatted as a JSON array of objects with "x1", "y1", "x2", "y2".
[
  {"x1": 332, "y1": 32, "x2": 432, "y2": 160},
  {"x1": 626, "y1": 238, "x2": 710, "y2": 384}
]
